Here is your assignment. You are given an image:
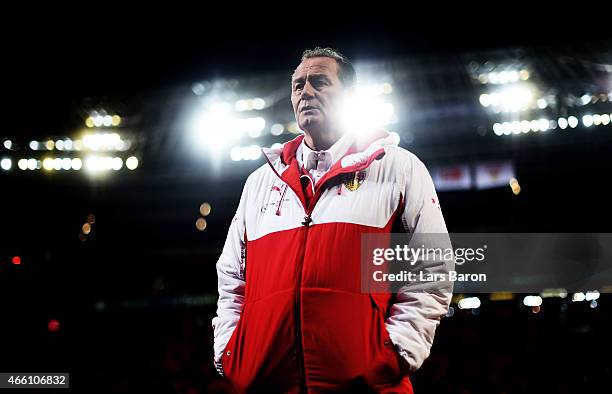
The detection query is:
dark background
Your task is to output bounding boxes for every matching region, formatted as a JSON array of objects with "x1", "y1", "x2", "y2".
[{"x1": 1, "y1": 14, "x2": 611, "y2": 393}]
